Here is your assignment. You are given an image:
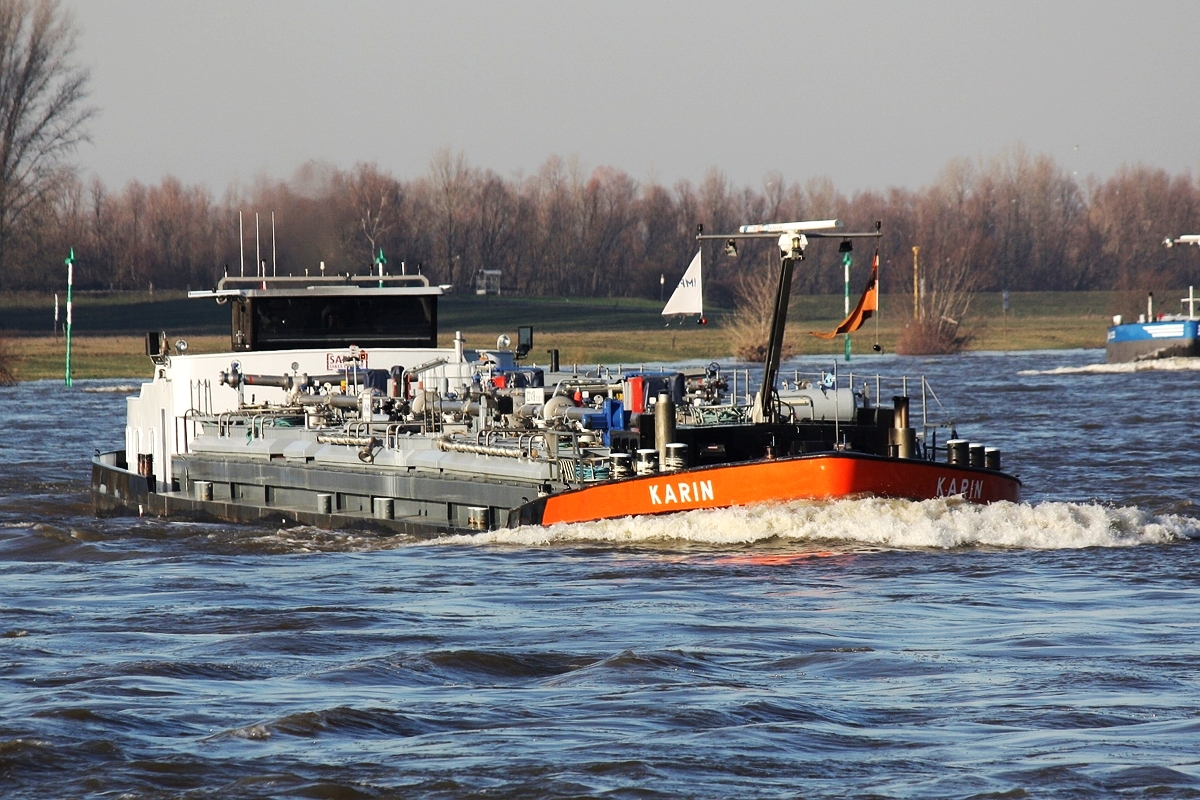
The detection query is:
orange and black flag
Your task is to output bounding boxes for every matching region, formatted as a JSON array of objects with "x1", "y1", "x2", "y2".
[{"x1": 810, "y1": 250, "x2": 878, "y2": 339}]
